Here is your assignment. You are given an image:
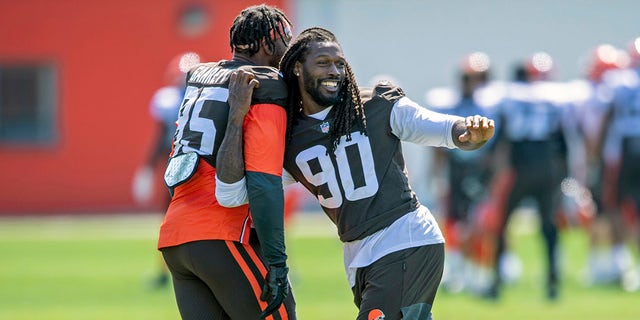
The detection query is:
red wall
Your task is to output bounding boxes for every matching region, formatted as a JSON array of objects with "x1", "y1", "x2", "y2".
[{"x1": 0, "y1": 0, "x2": 290, "y2": 214}]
